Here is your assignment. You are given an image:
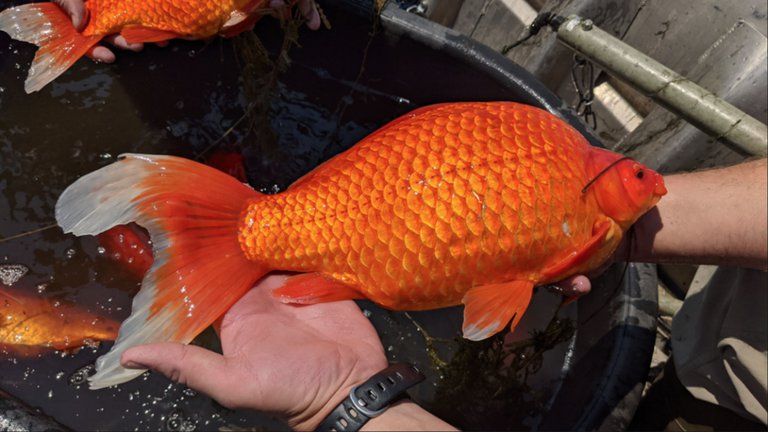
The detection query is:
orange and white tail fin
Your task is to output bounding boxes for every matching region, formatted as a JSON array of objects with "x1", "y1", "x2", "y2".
[
  {"x1": 56, "y1": 154, "x2": 267, "y2": 389},
  {"x1": 0, "y1": 3, "x2": 101, "y2": 93}
]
